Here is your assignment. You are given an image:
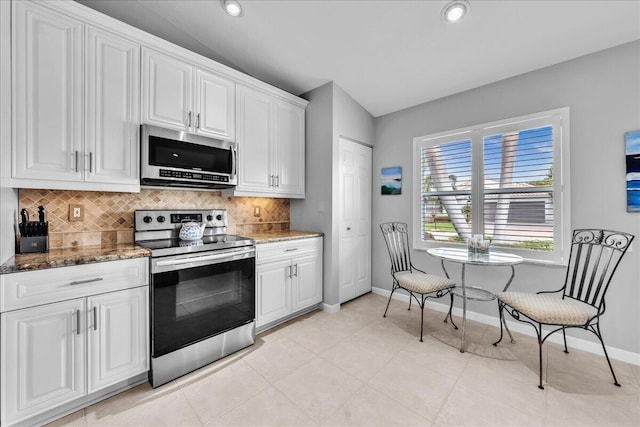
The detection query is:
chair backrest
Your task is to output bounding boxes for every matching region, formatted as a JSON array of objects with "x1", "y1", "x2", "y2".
[
  {"x1": 563, "y1": 229, "x2": 635, "y2": 310},
  {"x1": 380, "y1": 222, "x2": 413, "y2": 274}
]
